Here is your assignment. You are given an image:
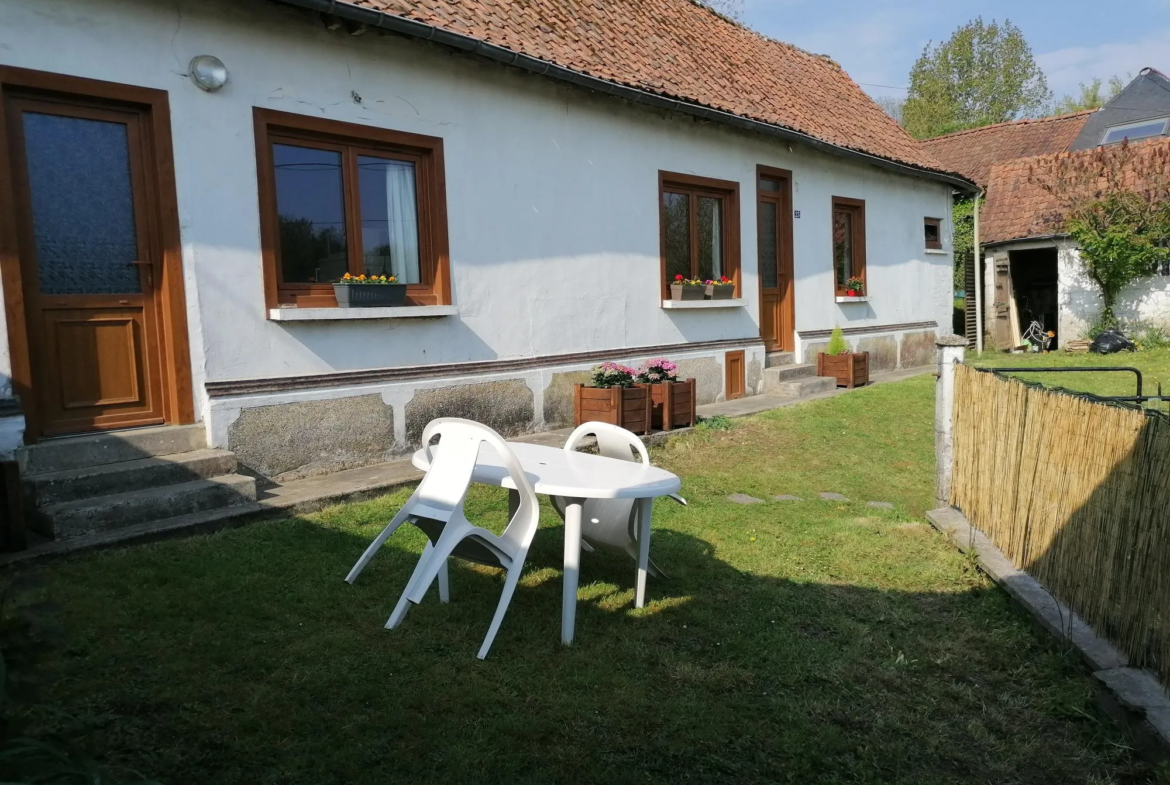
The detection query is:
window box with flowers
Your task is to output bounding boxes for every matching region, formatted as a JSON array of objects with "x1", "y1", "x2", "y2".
[
  {"x1": 633, "y1": 358, "x2": 696, "y2": 430},
  {"x1": 573, "y1": 363, "x2": 651, "y2": 434},
  {"x1": 670, "y1": 275, "x2": 706, "y2": 301},
  {"x1": 332, "y1": 273, "x2": 407, "y2": 308},
  {"x1": 706, "y1": 276, "x2": 735, "y2": 300}
]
